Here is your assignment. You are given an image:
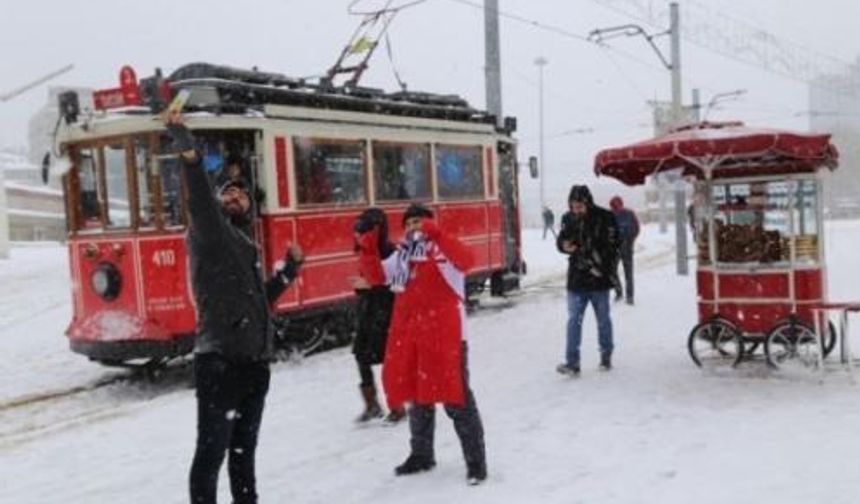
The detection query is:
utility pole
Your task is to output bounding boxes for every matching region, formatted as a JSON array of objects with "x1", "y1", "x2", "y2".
[
  {"x1": 670, "y1": 1, "x2": 688, "y2": 275},
  {"x1": 692, "y1": 88, "x2": 701, "y2": 121},
  {"x1": 484, "y1": 0, "x2": 503, "y2": 127},
  {"x1": 588, "y1": 3, "x2": 689, "y2": 274},
  {"x1": 535, "y1": 56, "x2": 548, "y2": 213}
]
